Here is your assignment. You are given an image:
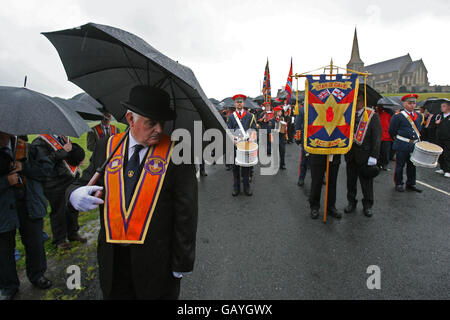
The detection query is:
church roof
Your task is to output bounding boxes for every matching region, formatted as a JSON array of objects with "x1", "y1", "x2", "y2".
[
  {"x1": 402, "y1": 60, "x2": 422, "y2": 74},
  {"x1": 365, "y1": 54, "x2": 411, "y2": 75}
]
